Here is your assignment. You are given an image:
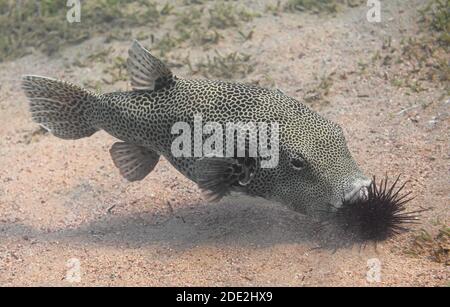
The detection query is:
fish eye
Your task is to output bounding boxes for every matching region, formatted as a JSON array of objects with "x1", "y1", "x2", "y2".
[{"x1": 290, "y1": 157, "x2": 306, "y2": 170}]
